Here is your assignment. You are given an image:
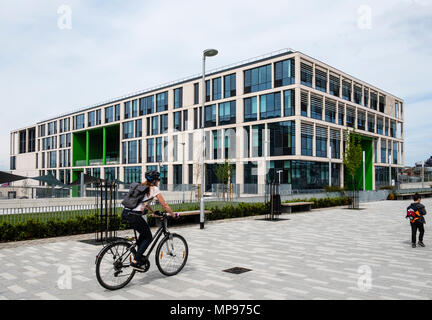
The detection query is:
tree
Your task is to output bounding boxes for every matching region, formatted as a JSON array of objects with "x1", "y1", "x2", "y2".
[
  {"x1": 342, "y1": 129, "x2": 363, "y2": 191},
  {"x1": 214, "y1": 159, "x2": 235, "y2": 200}
]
